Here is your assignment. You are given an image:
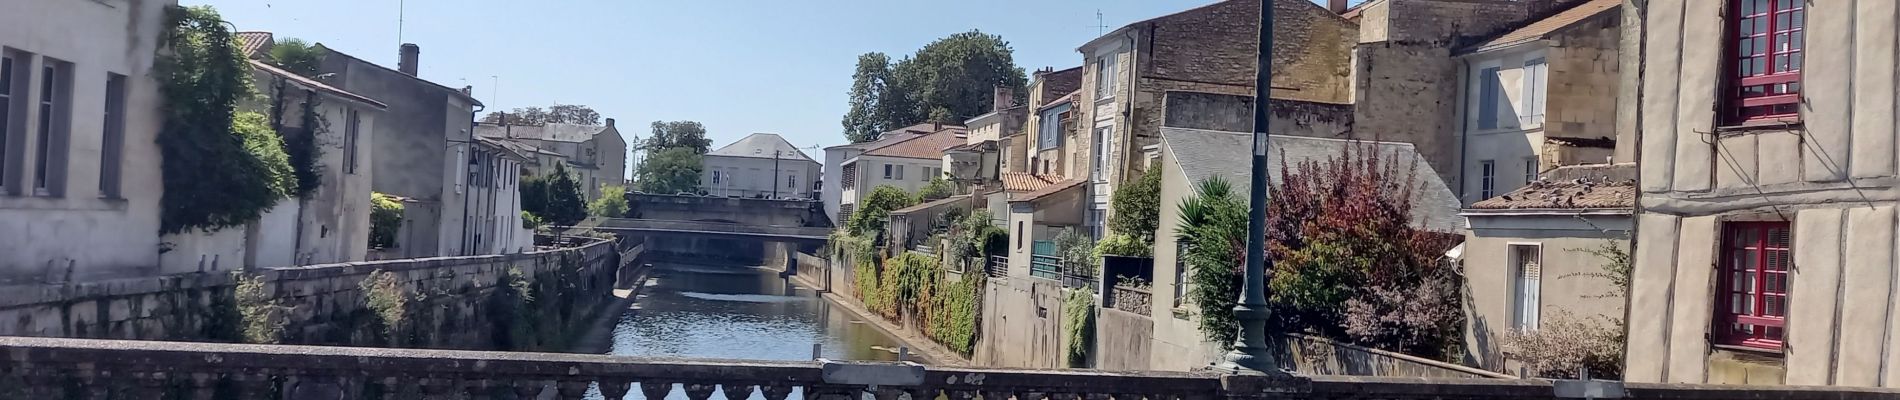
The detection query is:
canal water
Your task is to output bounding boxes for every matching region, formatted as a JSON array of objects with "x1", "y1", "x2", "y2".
[{"x1": 590, "y1": 260, "x2": 924, "y2": 399}]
